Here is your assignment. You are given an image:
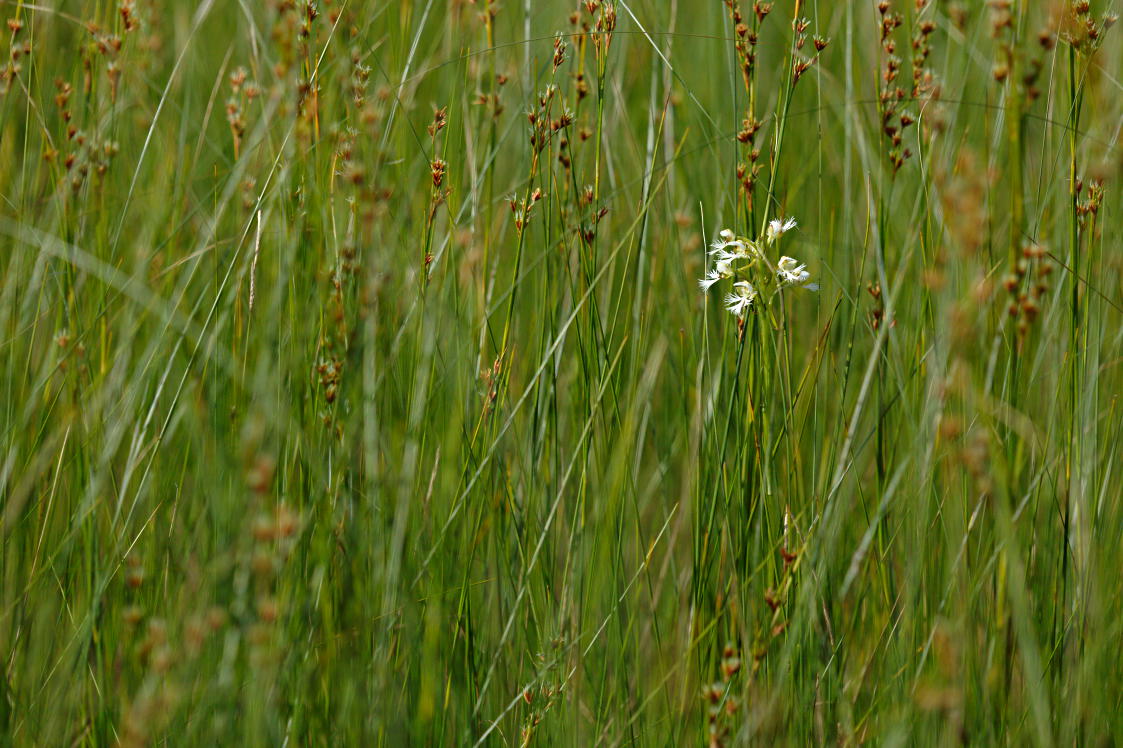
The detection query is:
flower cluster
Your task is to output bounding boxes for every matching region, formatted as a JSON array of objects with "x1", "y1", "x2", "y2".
[{"x1": 699, "y1": 217, "x2": 818, "y2": 318}]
